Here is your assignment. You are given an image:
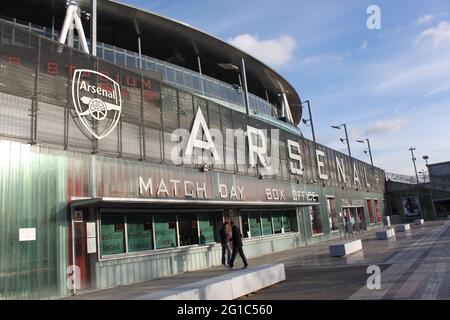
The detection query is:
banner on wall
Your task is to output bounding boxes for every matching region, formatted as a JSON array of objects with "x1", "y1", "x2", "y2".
[{"x1": 401, "y1": 196, "x2": 422, "y2": 218}]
